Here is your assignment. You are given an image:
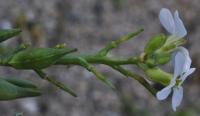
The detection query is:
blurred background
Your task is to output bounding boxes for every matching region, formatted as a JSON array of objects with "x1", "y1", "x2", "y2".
[{"x1": 0, "y1": 0, "x2": 199, "y2": 116}]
